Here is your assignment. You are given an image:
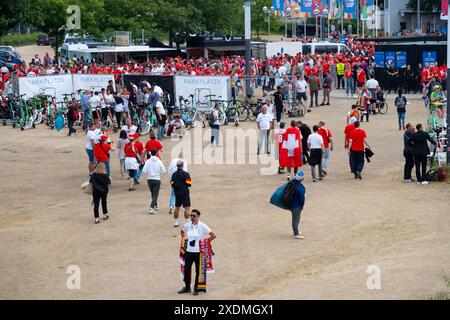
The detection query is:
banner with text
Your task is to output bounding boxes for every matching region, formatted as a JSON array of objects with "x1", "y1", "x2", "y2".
[
  {"x1": 18, "y1": 75, "x2": 73, "y2": 102},
  {"x1": 328, "y1": 0, "x2": 342, "y2": 19},
  {"x1": 72, "y1": 74, "x2": 115, "y2": 93},
  {"x1": 360, "y1": 0, "x2": 373, "y2": 21},
  {"x1": 343, "y1": 0, "x2": 357, "y2": 19},
  {"x1": 300, "y1": 0, "x2": 313, "y2": 18},
  {"x1": 174, "y1": 76, "x2": 231, "y2": 110}
]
